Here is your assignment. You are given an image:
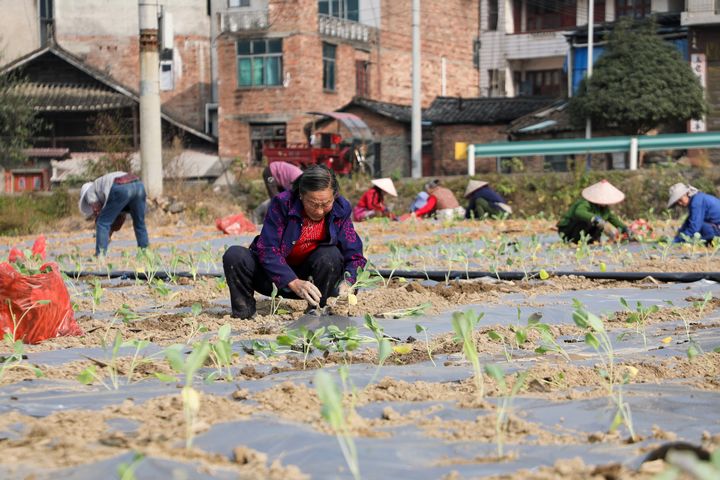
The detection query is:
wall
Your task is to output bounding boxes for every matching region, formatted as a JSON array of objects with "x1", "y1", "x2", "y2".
[
  {"x1": 0, "y1": 0, "x2": 39, "y2": 61},
  {"x1": 432, "y1": 124, "x2": 507, "y2": 175},
  {"x1": 55, "y1": 0, "x2": 211, "y2": 130}
]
